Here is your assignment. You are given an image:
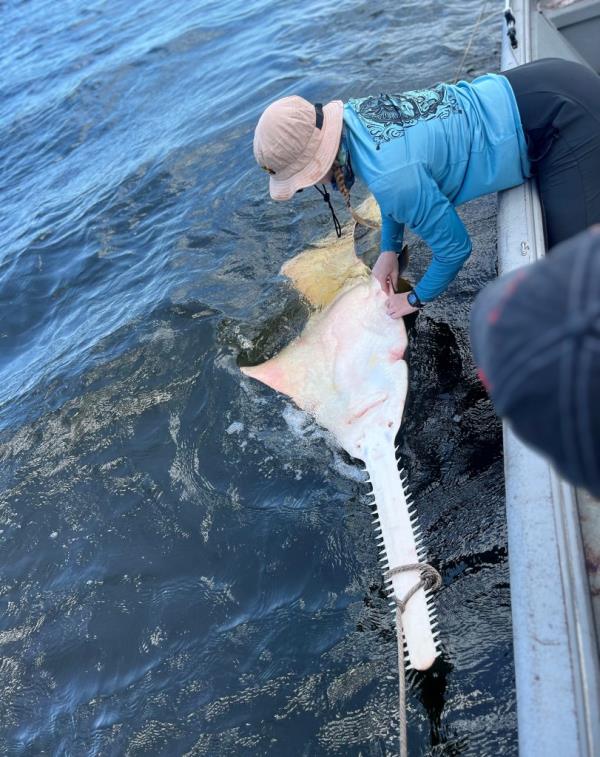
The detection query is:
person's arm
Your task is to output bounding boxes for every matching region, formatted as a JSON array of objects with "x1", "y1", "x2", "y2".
[
  {"x1": 377, "y1": 164, "x2": 472, "y2": 302},
  {"x1": 371, "y1": 215, "x2": 405, "y2": 292},
  {"x1": 380, "y1": 215, "x2": 405, "y2": 254}
]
